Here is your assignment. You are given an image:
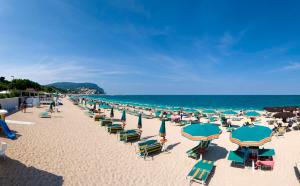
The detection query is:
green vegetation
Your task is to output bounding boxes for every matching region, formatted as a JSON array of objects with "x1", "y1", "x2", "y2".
[{"x1": 0, "y1": 77, "x2": 63, "y2": 99}]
